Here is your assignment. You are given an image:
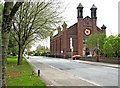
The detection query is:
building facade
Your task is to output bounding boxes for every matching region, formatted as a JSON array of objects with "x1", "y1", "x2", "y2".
[{"x1": 50, "y1": 3, "x2": 106, "y2": 58}]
